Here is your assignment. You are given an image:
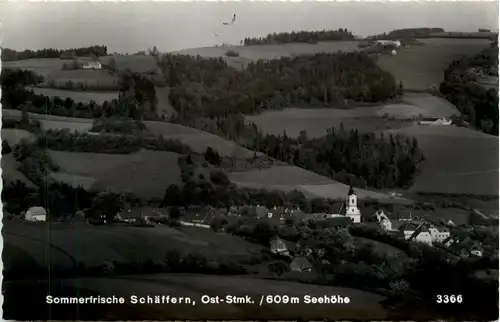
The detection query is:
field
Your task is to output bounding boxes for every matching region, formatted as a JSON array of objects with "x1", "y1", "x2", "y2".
[
  {"x1": 26, "y1": 86, "x2": 119, "y2": 105},
  {"x1": 176, "y1": 41, "x2": 362, "y2": 62},
  {"x1": 245, "y1": 93, "x2": 457, "y2": 138},
  {"x1": 48, "y1": 149, "x2": 183, "y2": 199},
  {"x1": 376, "y1": 38, "x2": 493, "y2": 91},
  {"x1": 3, "y1": 274, "x2": 388, "y2": 320},
  {"x1": 2, "y1": 128, "x2": 35, "y2": 146},
  {"x1": 2, "y1": 58, "x2": 65, "y2": 77},
  {"x1": 3, "y1": 109, "x2": 94, "y2": 132},
  {"x1": 144, "y1": 120, "x2": 256, "y2": 158},
  {"x1": 382, "y1": 126, "x2": 499, "y2": 195},
  {"x1": 100, "y1": 55, "x2": 161, "y2": 74},
  {"x1": 229, "y1": 165, "x2": 410, "y2": 203}
]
